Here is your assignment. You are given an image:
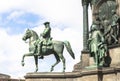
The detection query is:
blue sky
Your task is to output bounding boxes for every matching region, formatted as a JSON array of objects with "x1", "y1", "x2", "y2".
[
  {"x1": 0, "y1": 0, "x2": 92, "y2": 79},
  {"x1": 0, "y1": 10, "x2": 41, "y2": 34}
]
